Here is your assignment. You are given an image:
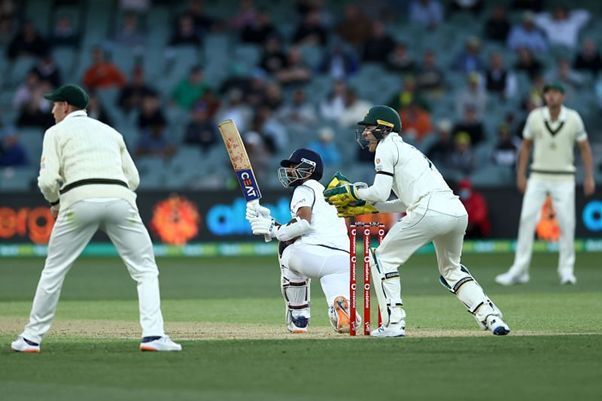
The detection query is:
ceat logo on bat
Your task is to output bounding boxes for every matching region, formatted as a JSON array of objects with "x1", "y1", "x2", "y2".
[{"x1": 236, "y1": 169, "x2": 261, "y2": 201}]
